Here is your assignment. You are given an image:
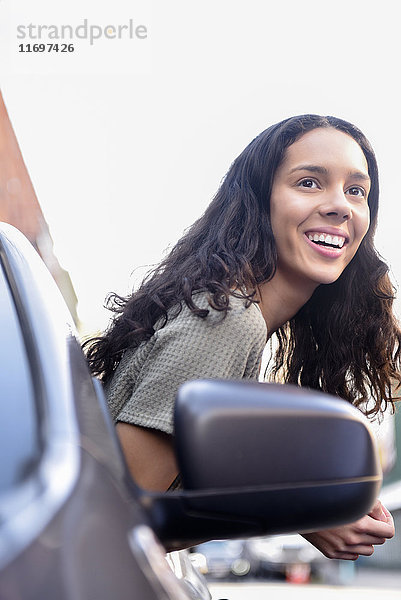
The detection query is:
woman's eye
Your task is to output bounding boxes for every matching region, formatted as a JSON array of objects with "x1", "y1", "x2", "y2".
[
  {"x1": 347, "y1": 186, "x2": 366, "y2": 198},
  {"x1": 299, "y1": 179, "x2": 318, "y2": 189}
]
